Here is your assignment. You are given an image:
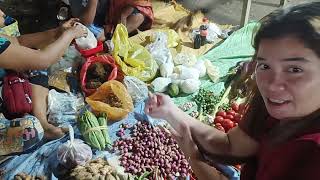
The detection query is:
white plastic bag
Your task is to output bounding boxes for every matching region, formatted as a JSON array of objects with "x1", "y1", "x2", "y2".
[
  {"x1": 146, "y1": 32, "x2": 173, "y2": 66},
  {"x1": 174, "y1": 65, "x2": 200, "y2": 80},
  {"x1": 193, "y1": 60, "x2": 207, "y2": 78},
  {"x1": 57, "y1": 125, "x2": 92, "y2": 169},
  {"x1": 74, "y1": 23, "x2": 97, "y2": 50},
  {"x1": 207, "y1": 23, "x2": 222, "y2": 42},
  {"x1": 160, "y1": 61, "x2": 174, "y2": 77},
  {"x1": 204, "y1": 60, "x2": 220, "y2": 83},
  {"x1": 180, "y1": 79, "x2": 201, "y2": 94},
  {"x1": 123, "y1": 76, "x2": 148, "y2": 104},
  {"x1": 151, "y1": 77, "x2": 172, "y2": 92},
  {"x1": 174, "y1": 53, "x2": 197, "y2": 67}
]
